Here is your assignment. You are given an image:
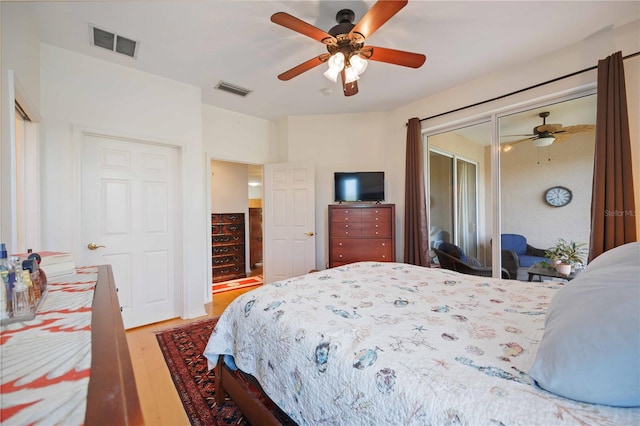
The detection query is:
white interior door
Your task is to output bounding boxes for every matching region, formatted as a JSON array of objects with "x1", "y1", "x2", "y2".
[
  {"x1": 263, "y1": 162, "x2": 316, "y2": 284},
  {"x1": 81, "y1": 133, "x2": 180, "y2": 328}
]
